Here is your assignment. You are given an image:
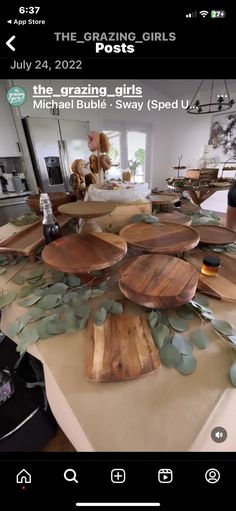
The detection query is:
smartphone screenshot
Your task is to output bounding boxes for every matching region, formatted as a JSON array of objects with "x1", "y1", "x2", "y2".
[{"x1": 0, "y1": 4, "x2": 236, "y2": 509}]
